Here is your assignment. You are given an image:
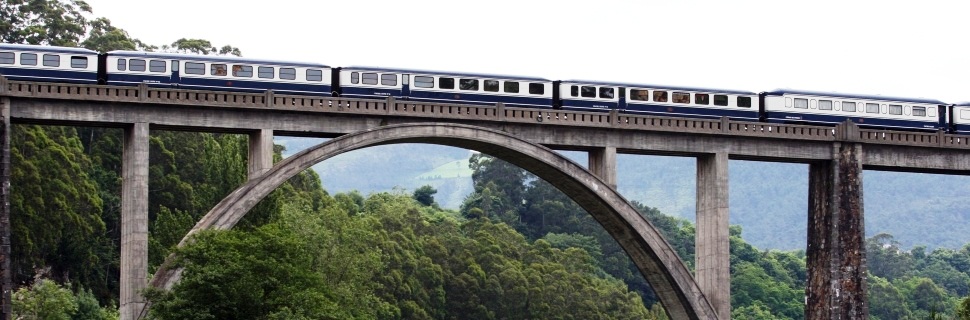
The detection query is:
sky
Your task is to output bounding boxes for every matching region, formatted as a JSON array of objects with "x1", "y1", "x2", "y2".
[{"x1": 81, "y1": 1, "x2": 970, "y2": 103}]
